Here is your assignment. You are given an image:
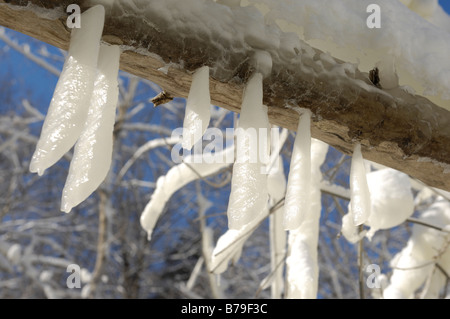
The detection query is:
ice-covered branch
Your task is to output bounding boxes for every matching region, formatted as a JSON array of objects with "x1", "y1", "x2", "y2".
[
  {"x1": 140, "y1": 147, "x2": 234, "y2": 240},
  {"x1": 2, "y1": 0, "x2": 450, "y2": 191}
]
